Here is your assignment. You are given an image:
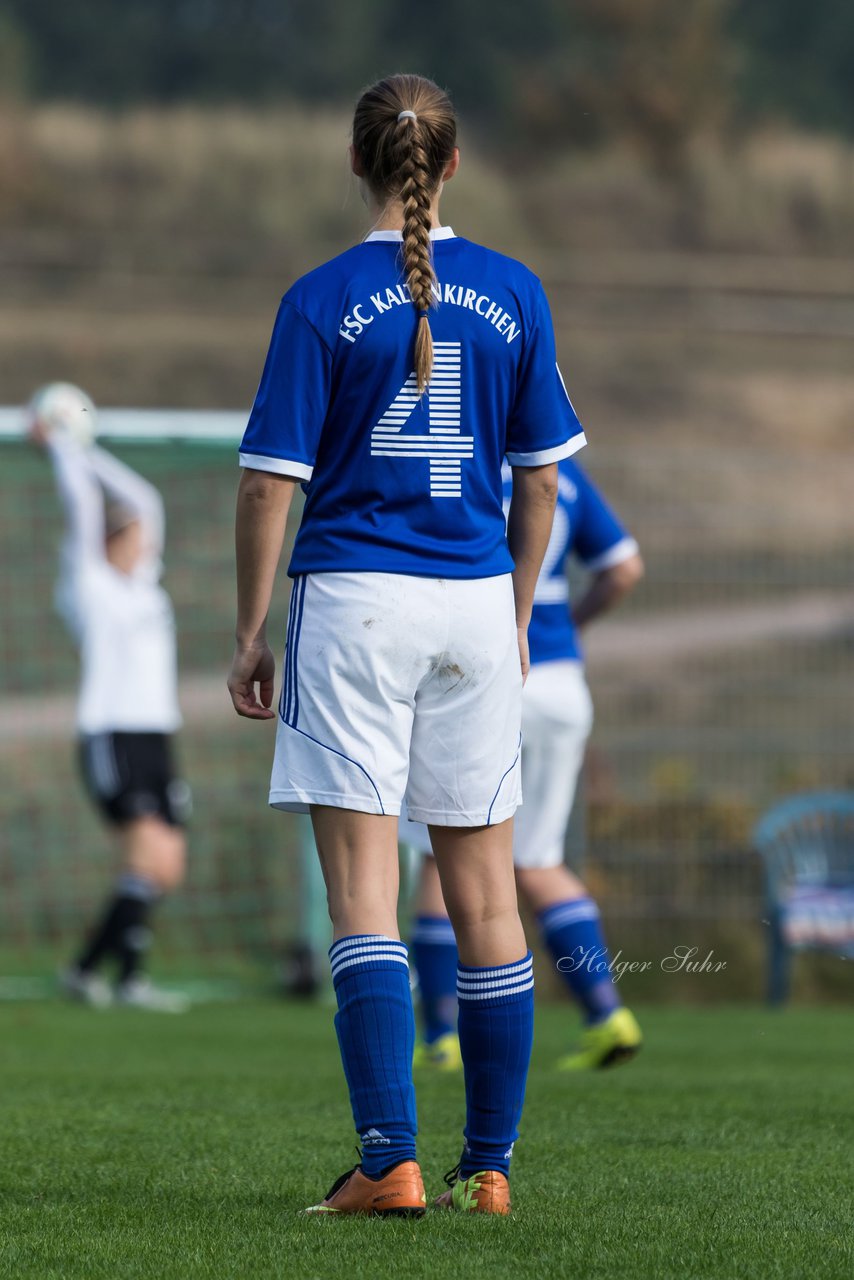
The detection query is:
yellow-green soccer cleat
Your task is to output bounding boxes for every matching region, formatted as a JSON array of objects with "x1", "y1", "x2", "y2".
[
  {"x1": 412, "y1": 1032, "x2": 463, "y2": 1072},
  {"x1": 556, "y1": 1007, "x2": 642, "y2": 1071},
  {"x1": 434, "y1": 1167, "x2": 511, "y2": 1215}
]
